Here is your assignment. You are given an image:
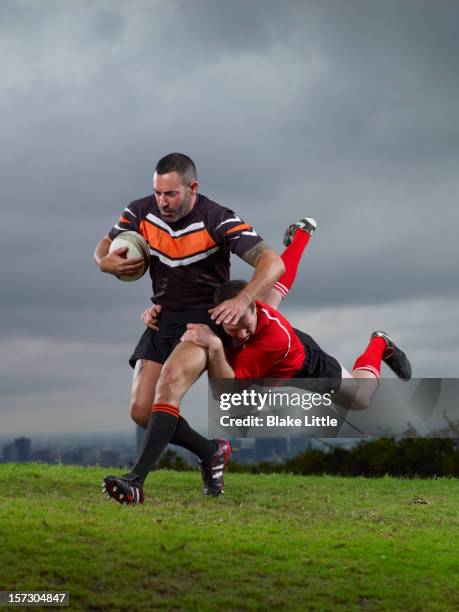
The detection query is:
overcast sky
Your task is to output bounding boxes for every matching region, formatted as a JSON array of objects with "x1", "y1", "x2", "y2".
[{"x1": 2, "y1": 0, "x2": 458, "y2": 436}]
